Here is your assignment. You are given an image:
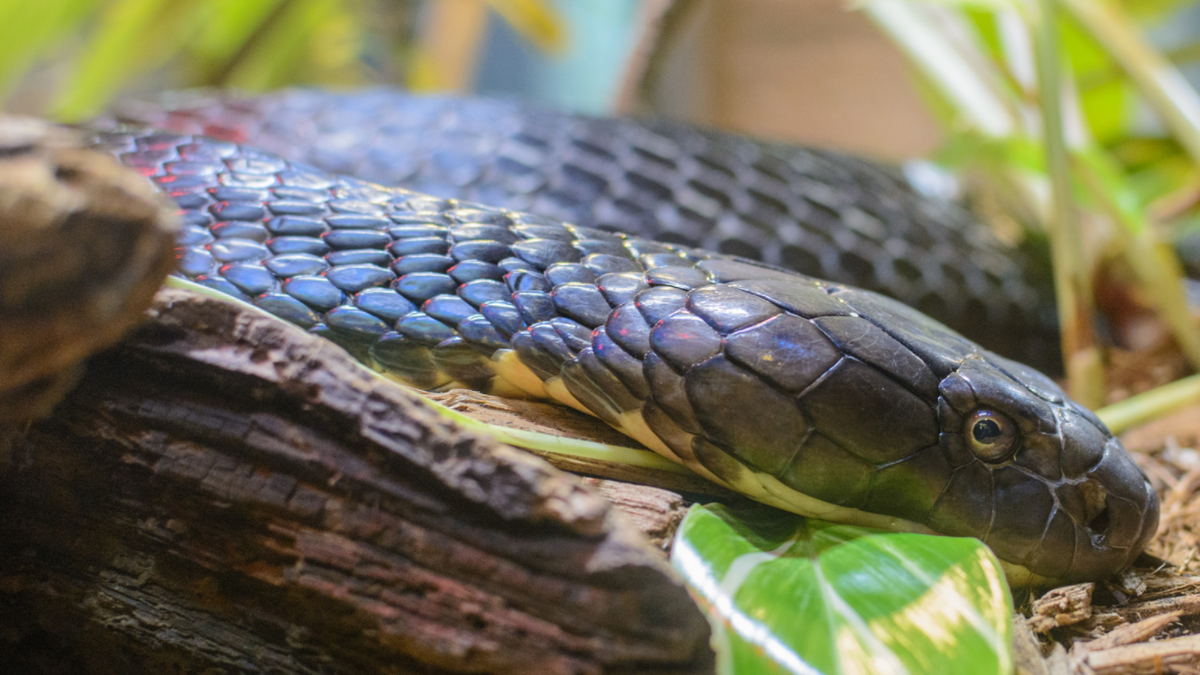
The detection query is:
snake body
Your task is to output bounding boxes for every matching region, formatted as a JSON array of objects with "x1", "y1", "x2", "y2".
[
  {"x1": 118, "y1": 89, "x2": 1060, "y2": 372},
  {"x1": 88, "y1": 99, "x2": 1157, "y2": 585}
]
